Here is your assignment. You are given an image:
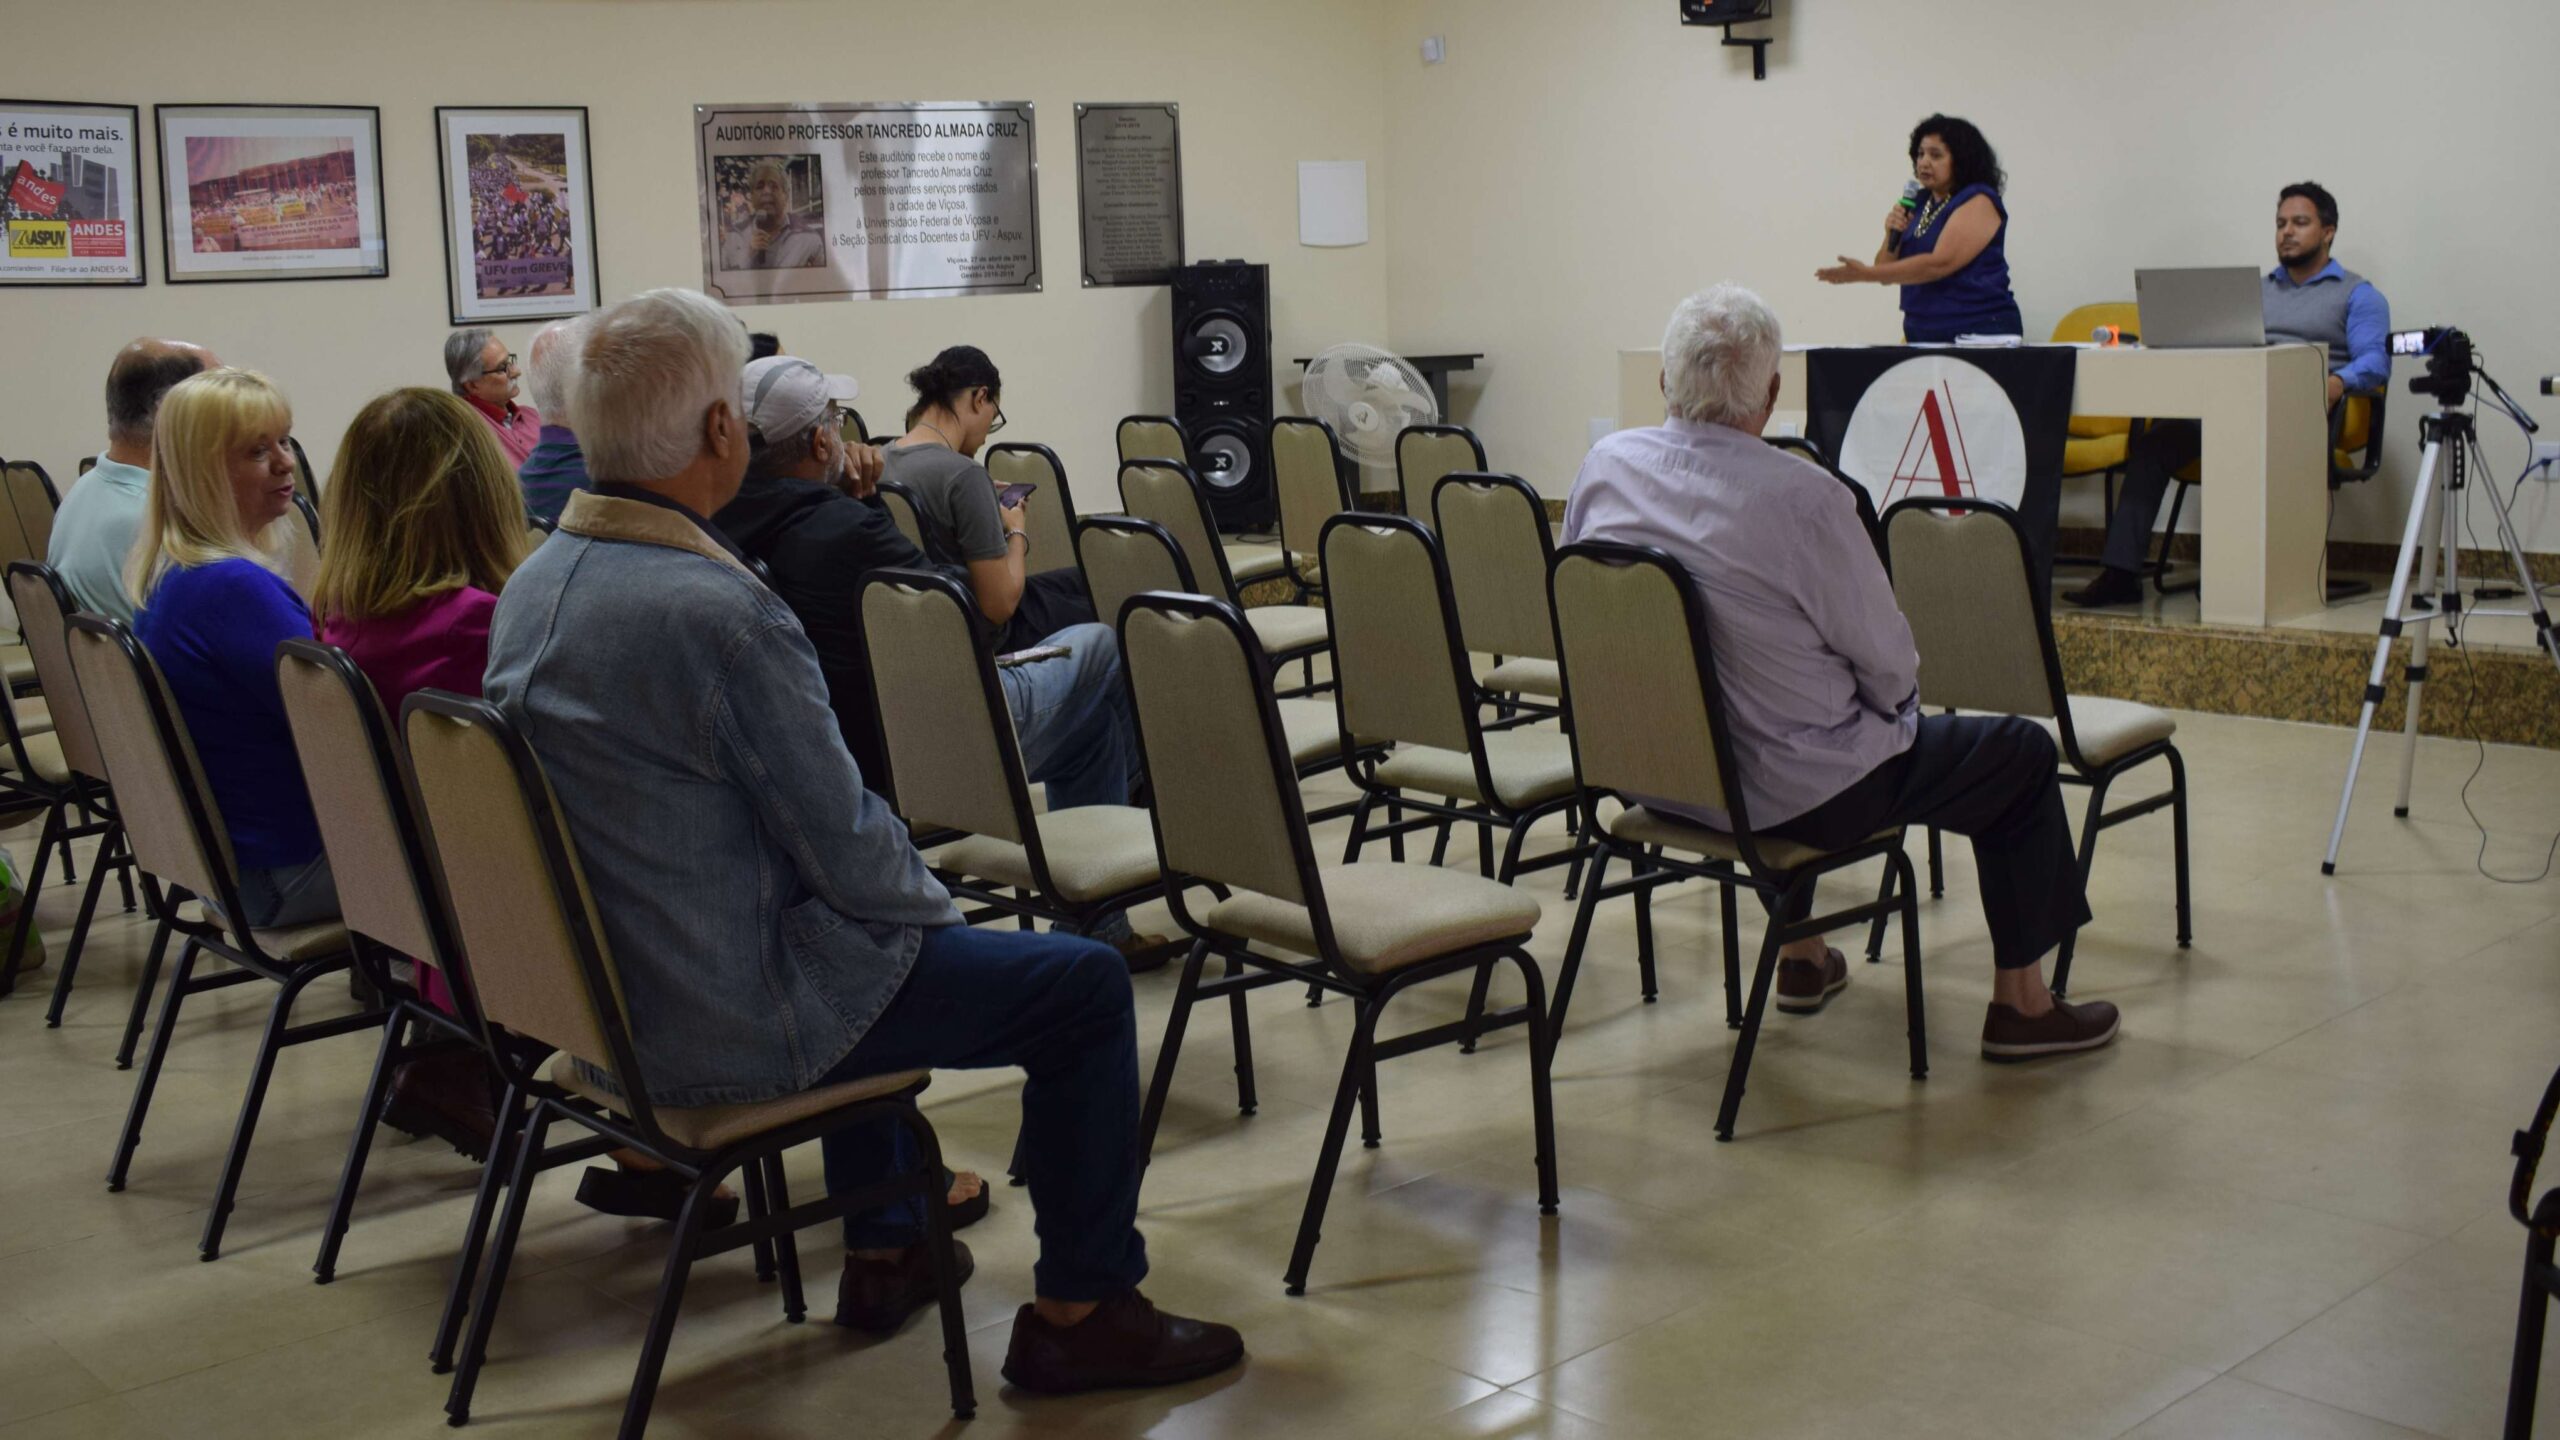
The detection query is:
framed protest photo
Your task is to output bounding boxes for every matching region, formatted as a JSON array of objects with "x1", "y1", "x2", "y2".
[
  {"x1": 436, "y1": 105, "x2": 599, "y2": 324},
  {"x1": 0, "y1": 98, "x2": 147, "y2": 287},
  {"x1": 156, "y1": 103, "x2": 387, "y2": 283}
]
